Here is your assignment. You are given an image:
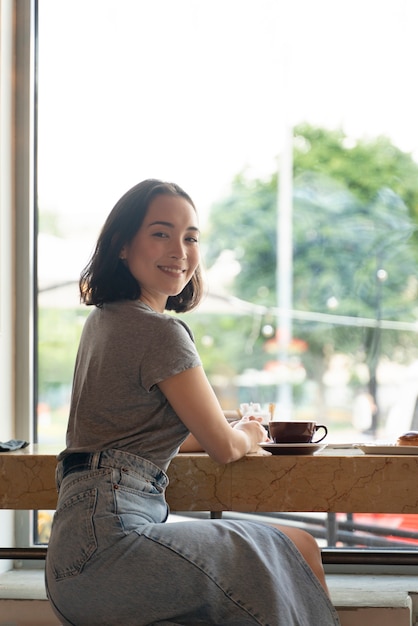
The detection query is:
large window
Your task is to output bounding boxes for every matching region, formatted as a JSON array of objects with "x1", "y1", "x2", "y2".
[{"x1": 36, "y1": 0, "x2": 418, "y2": 555}]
